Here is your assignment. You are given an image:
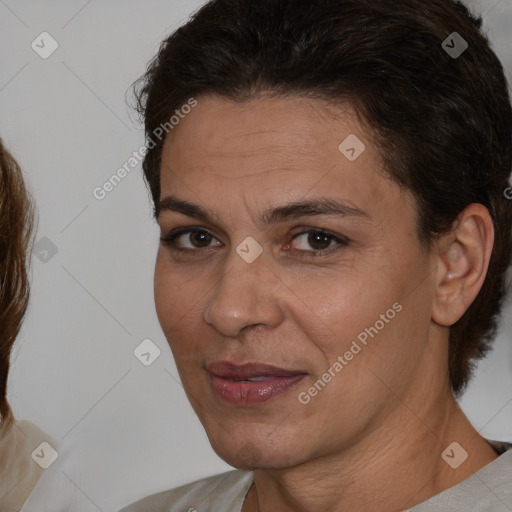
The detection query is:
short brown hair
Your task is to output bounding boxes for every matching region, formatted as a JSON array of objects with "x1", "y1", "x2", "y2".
[
  {"x1": 134, "y1": 0, "x2": 512, "y2": 396},
  {"x1": 0, "y1": 138, "x2": 35, "y2": 428}
]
